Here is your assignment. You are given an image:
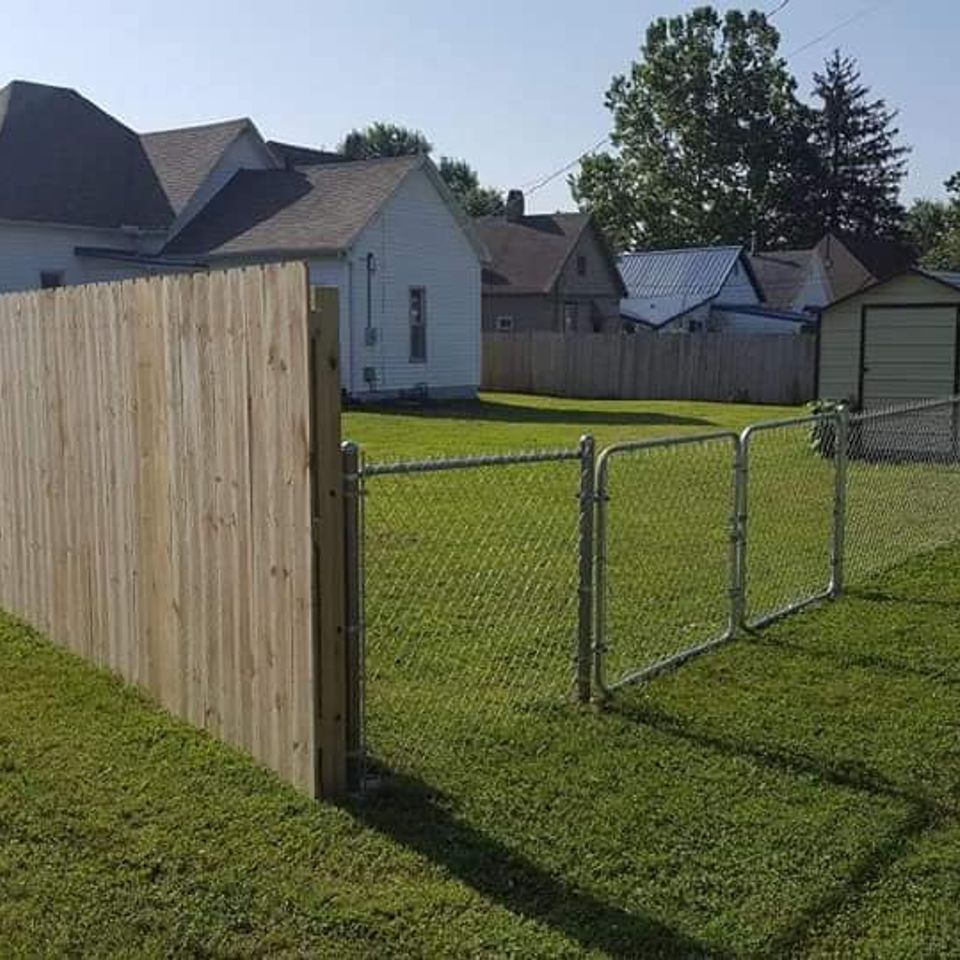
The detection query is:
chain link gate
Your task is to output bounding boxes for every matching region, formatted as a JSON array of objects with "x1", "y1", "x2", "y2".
[
  {"x1": 344, "y1": 439, "x2": 596, "y2": 791},
  {"x1": 593, "y1": 432, "x2": 742, "y2": 695}
]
